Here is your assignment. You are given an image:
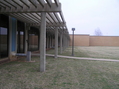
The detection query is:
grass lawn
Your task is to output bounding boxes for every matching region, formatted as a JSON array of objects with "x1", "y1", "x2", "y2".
[
  {"x1": 0, "y1": 46, "x2": 119, "y2": 89},
  {"x1": 47, "y1": 46, "x2": 119, "y2": 59},
  {"x1": 0, "y1": 58, "x2": 119, "y2": 89}
]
